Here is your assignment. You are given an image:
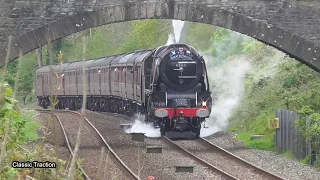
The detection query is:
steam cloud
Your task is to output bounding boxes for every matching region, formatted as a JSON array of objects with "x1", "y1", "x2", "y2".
[
  {"x1": 204, "y1": 54, "x2": 251, "y2": 129},
  {"x1": 166, "y1": 34, "x2": 175, "y2": 45},
  {"x1": 166, "y1": 19, "x2": 185, "y2": 45},
  {"x1": 124, "y1": 114, "x2": 160, "y2": 138},
  {"x1": 199, "y1": 31, "x2": 252, "y2": 137},
  {"x1": 125, "y1": 23, "x2": 253, "y2": 138}
]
